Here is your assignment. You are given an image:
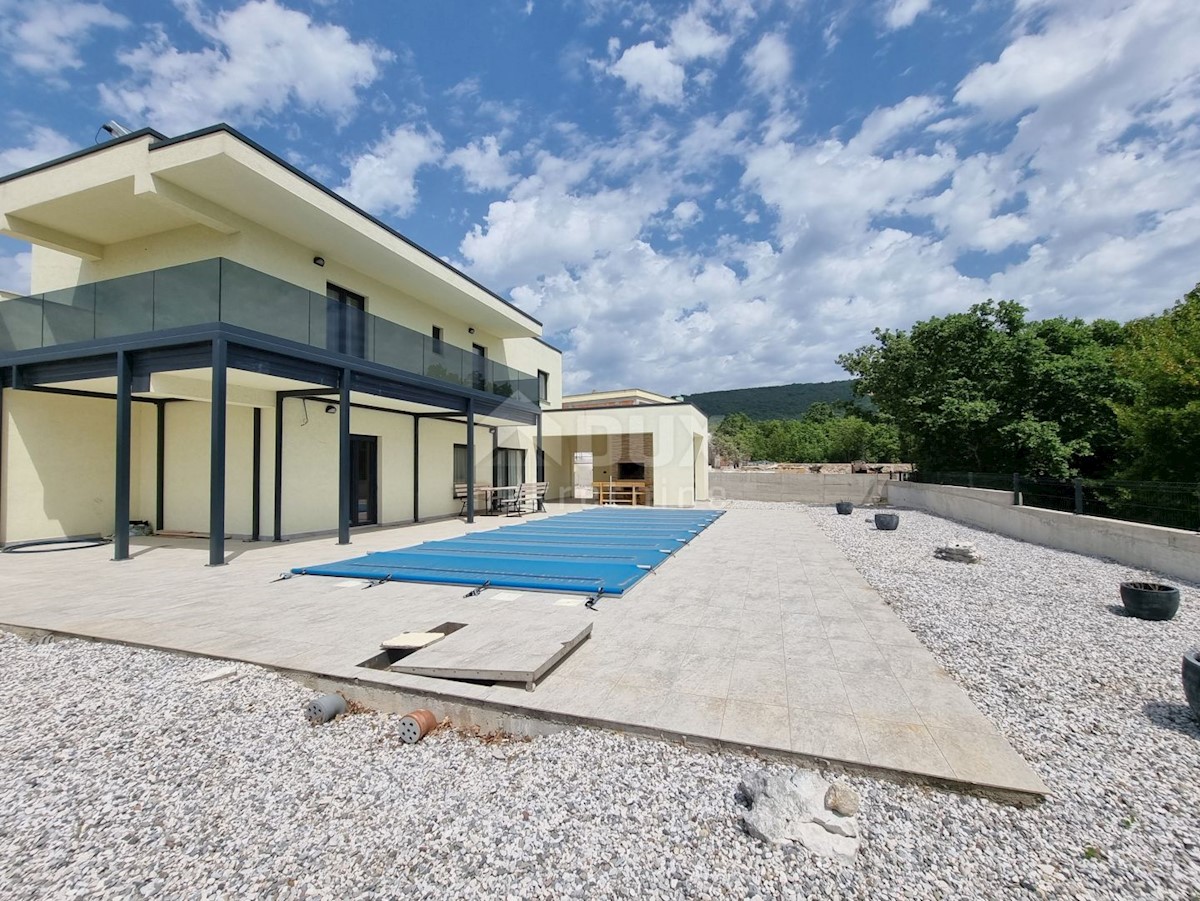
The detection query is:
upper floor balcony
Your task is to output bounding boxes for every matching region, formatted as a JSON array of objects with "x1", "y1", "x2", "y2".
[{"x1": 0, "y1": 258, "x2": 540, "y2": 406}]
